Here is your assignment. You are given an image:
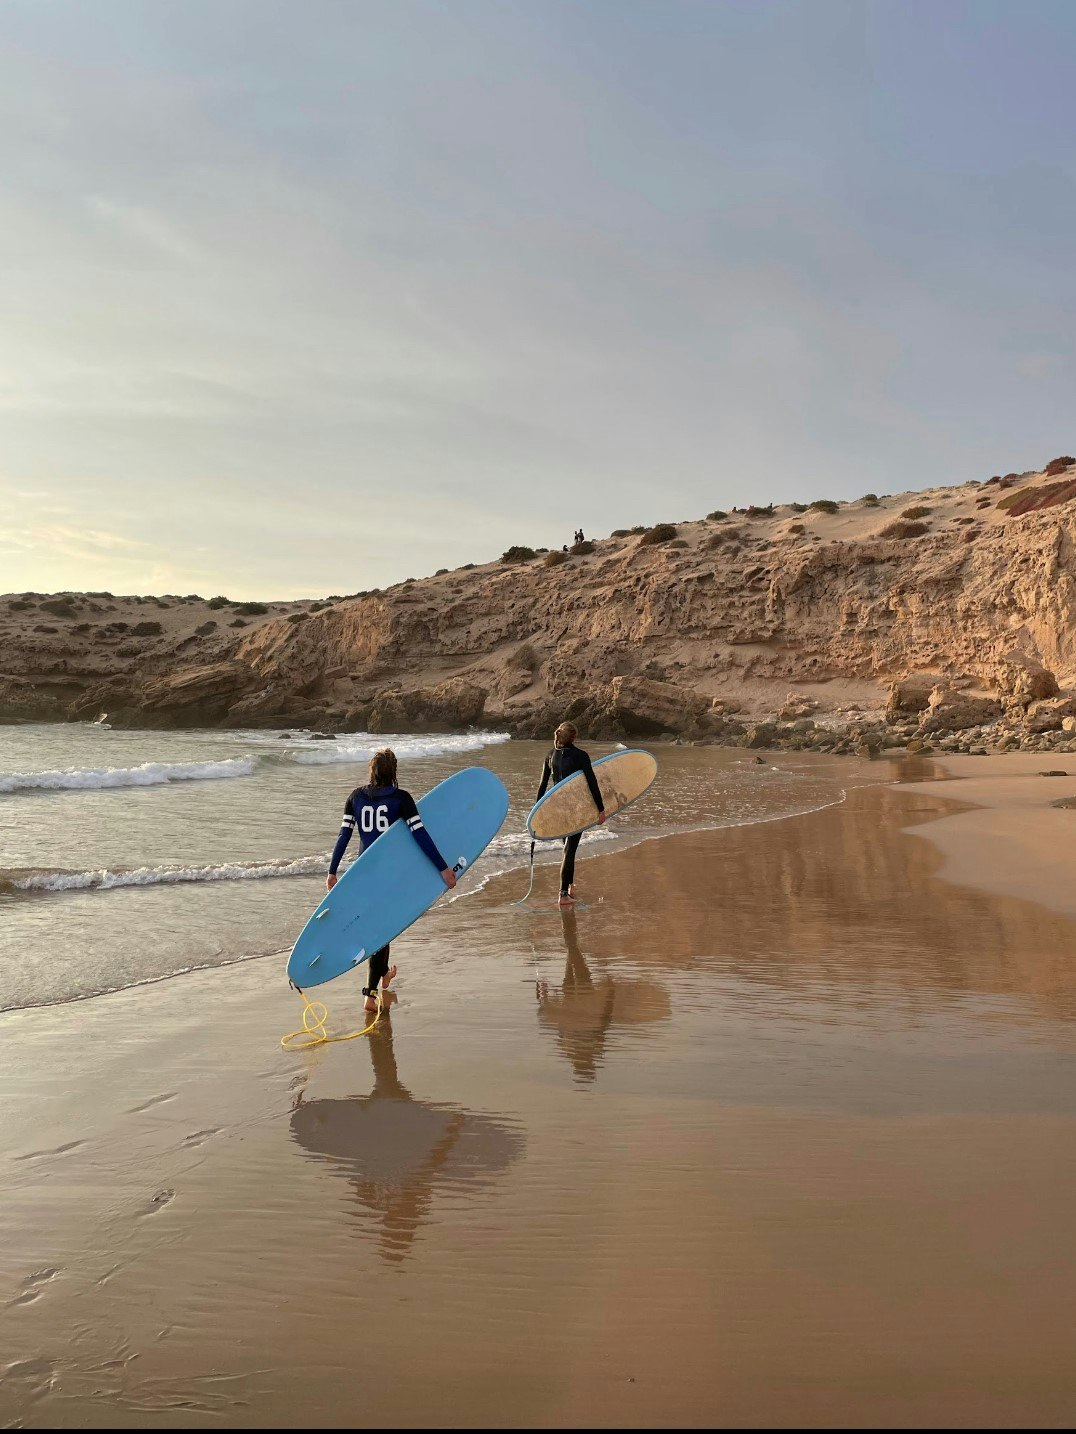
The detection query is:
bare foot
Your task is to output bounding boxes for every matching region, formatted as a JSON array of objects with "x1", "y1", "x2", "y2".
[
  {"x1": 365, "y1": 964, "x2": 397, "y2": 1013},
  {"x1": 558, "y1": 892, "x2": 575, "y2": 906}
]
